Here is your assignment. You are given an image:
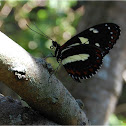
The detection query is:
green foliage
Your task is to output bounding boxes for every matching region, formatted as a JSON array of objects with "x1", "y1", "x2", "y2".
[
  {"x1": 109, "y1": 114, "x2": 126, "y2": 126},
  {"x1": 0, "y1": 0, "x2": 81, "y2": 68},
  {"x1": 37, "y1": 10, "x2": 48, "y2": 20}
]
